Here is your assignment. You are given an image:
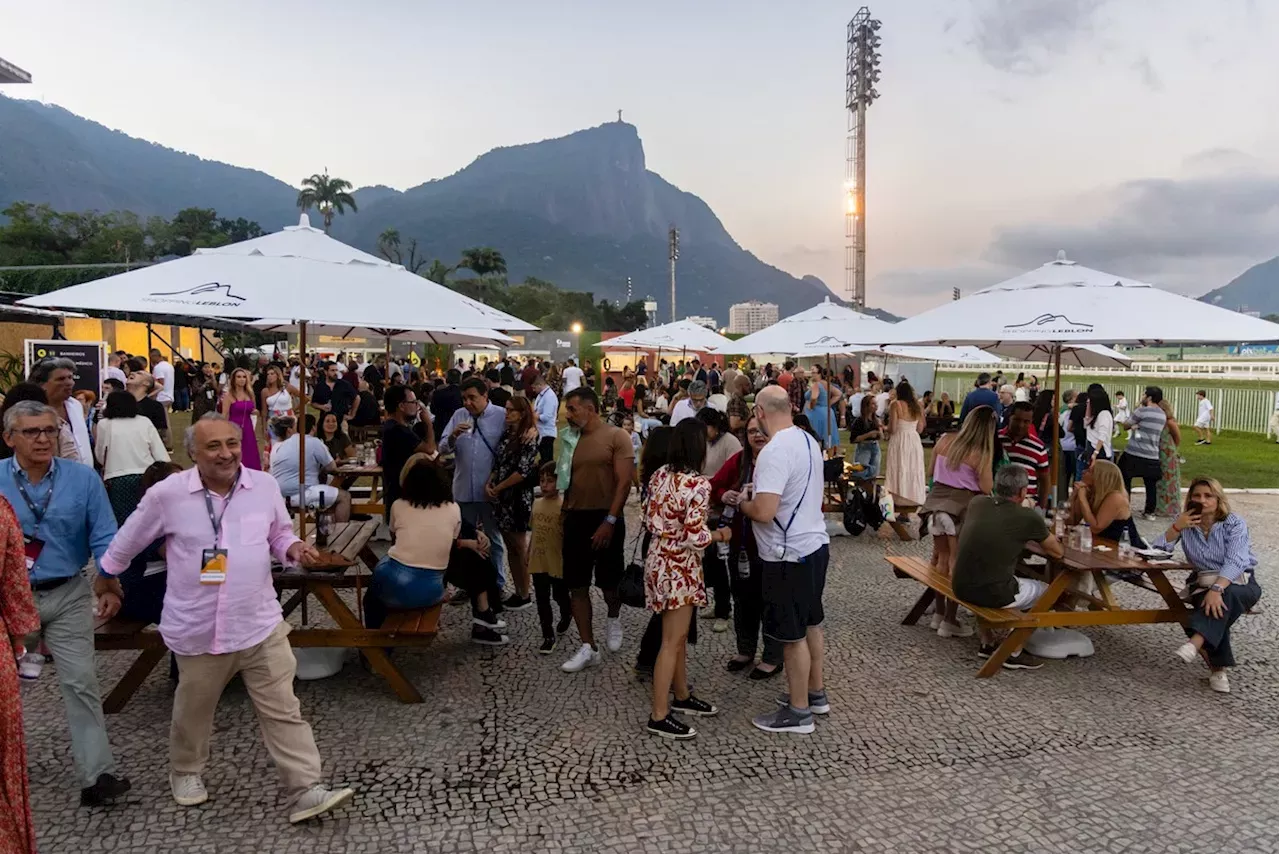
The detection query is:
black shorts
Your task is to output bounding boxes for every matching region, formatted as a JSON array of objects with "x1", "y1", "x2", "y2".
[
  {"x1": 538, "y1": 435, "x2": 556, "y2": 464},
  {"x1": 562, "y1": 509, "x2": 625, "y2": 591},
  {"x1": 762, "y1": 544, "x2": 829, "y2": 643}
]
